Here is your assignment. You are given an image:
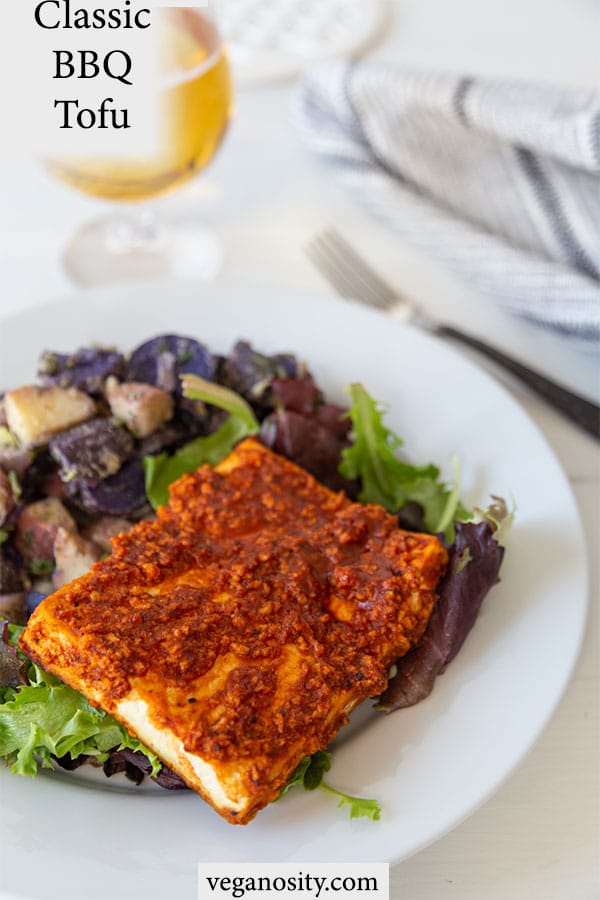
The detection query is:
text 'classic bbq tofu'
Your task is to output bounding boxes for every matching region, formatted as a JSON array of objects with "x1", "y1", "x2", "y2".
[{"x1": 20, "y1": 438, "x2": 448, "y2": 824}]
